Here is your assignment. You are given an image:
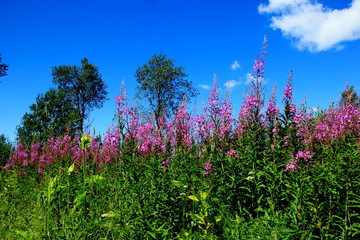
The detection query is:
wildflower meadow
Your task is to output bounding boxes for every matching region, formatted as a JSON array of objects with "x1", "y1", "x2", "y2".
[{"x1": 1, "y1": 39, "x2": 360, "y2": 239}]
